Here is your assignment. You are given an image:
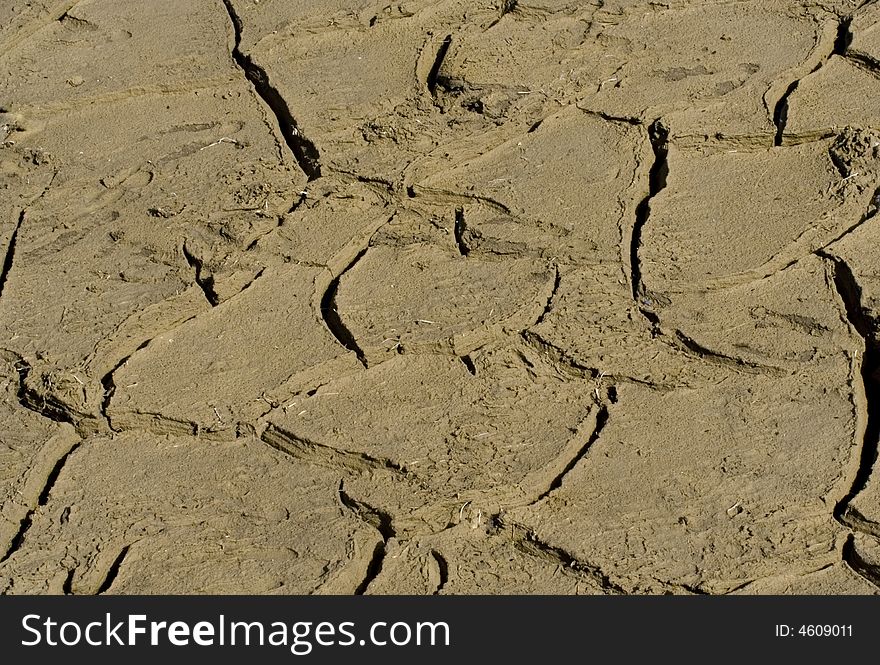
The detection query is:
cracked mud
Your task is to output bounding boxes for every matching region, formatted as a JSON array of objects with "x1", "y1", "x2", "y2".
[{"x1": 1, "y1": 0, "x2": 880, "y2": 595}]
